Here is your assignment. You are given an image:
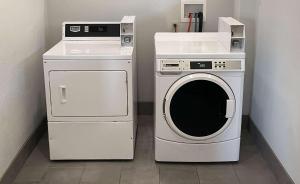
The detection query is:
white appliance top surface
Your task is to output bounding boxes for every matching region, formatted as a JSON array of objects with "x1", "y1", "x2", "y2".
[
  {"x1": 44, "y1": 41, "x2": 133, "y2": 60},
  {"x1": 155, "y1": 33, "x2": 245, "y2": 59}
]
